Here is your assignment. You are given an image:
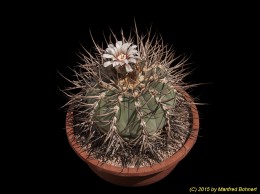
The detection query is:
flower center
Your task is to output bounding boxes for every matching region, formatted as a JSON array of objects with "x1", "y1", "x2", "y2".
[{"x1": 117, "y1": 53, "x2": 127, "y2": 61}]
